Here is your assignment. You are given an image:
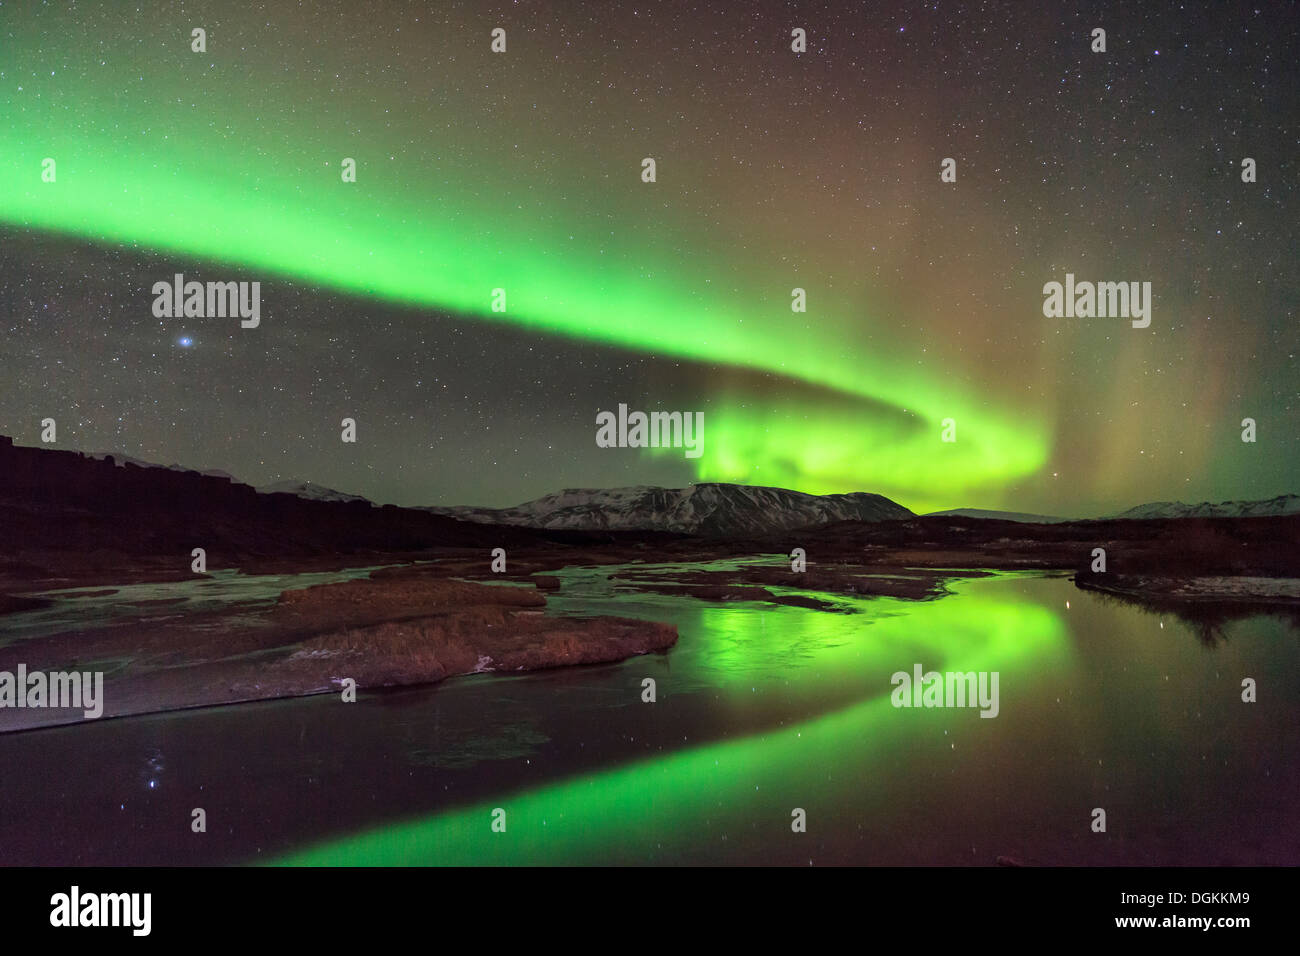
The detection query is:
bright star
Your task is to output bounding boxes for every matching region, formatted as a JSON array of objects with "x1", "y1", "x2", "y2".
[{"x1": 178, "y1": 336, "x2": 193, "y2": 347}]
